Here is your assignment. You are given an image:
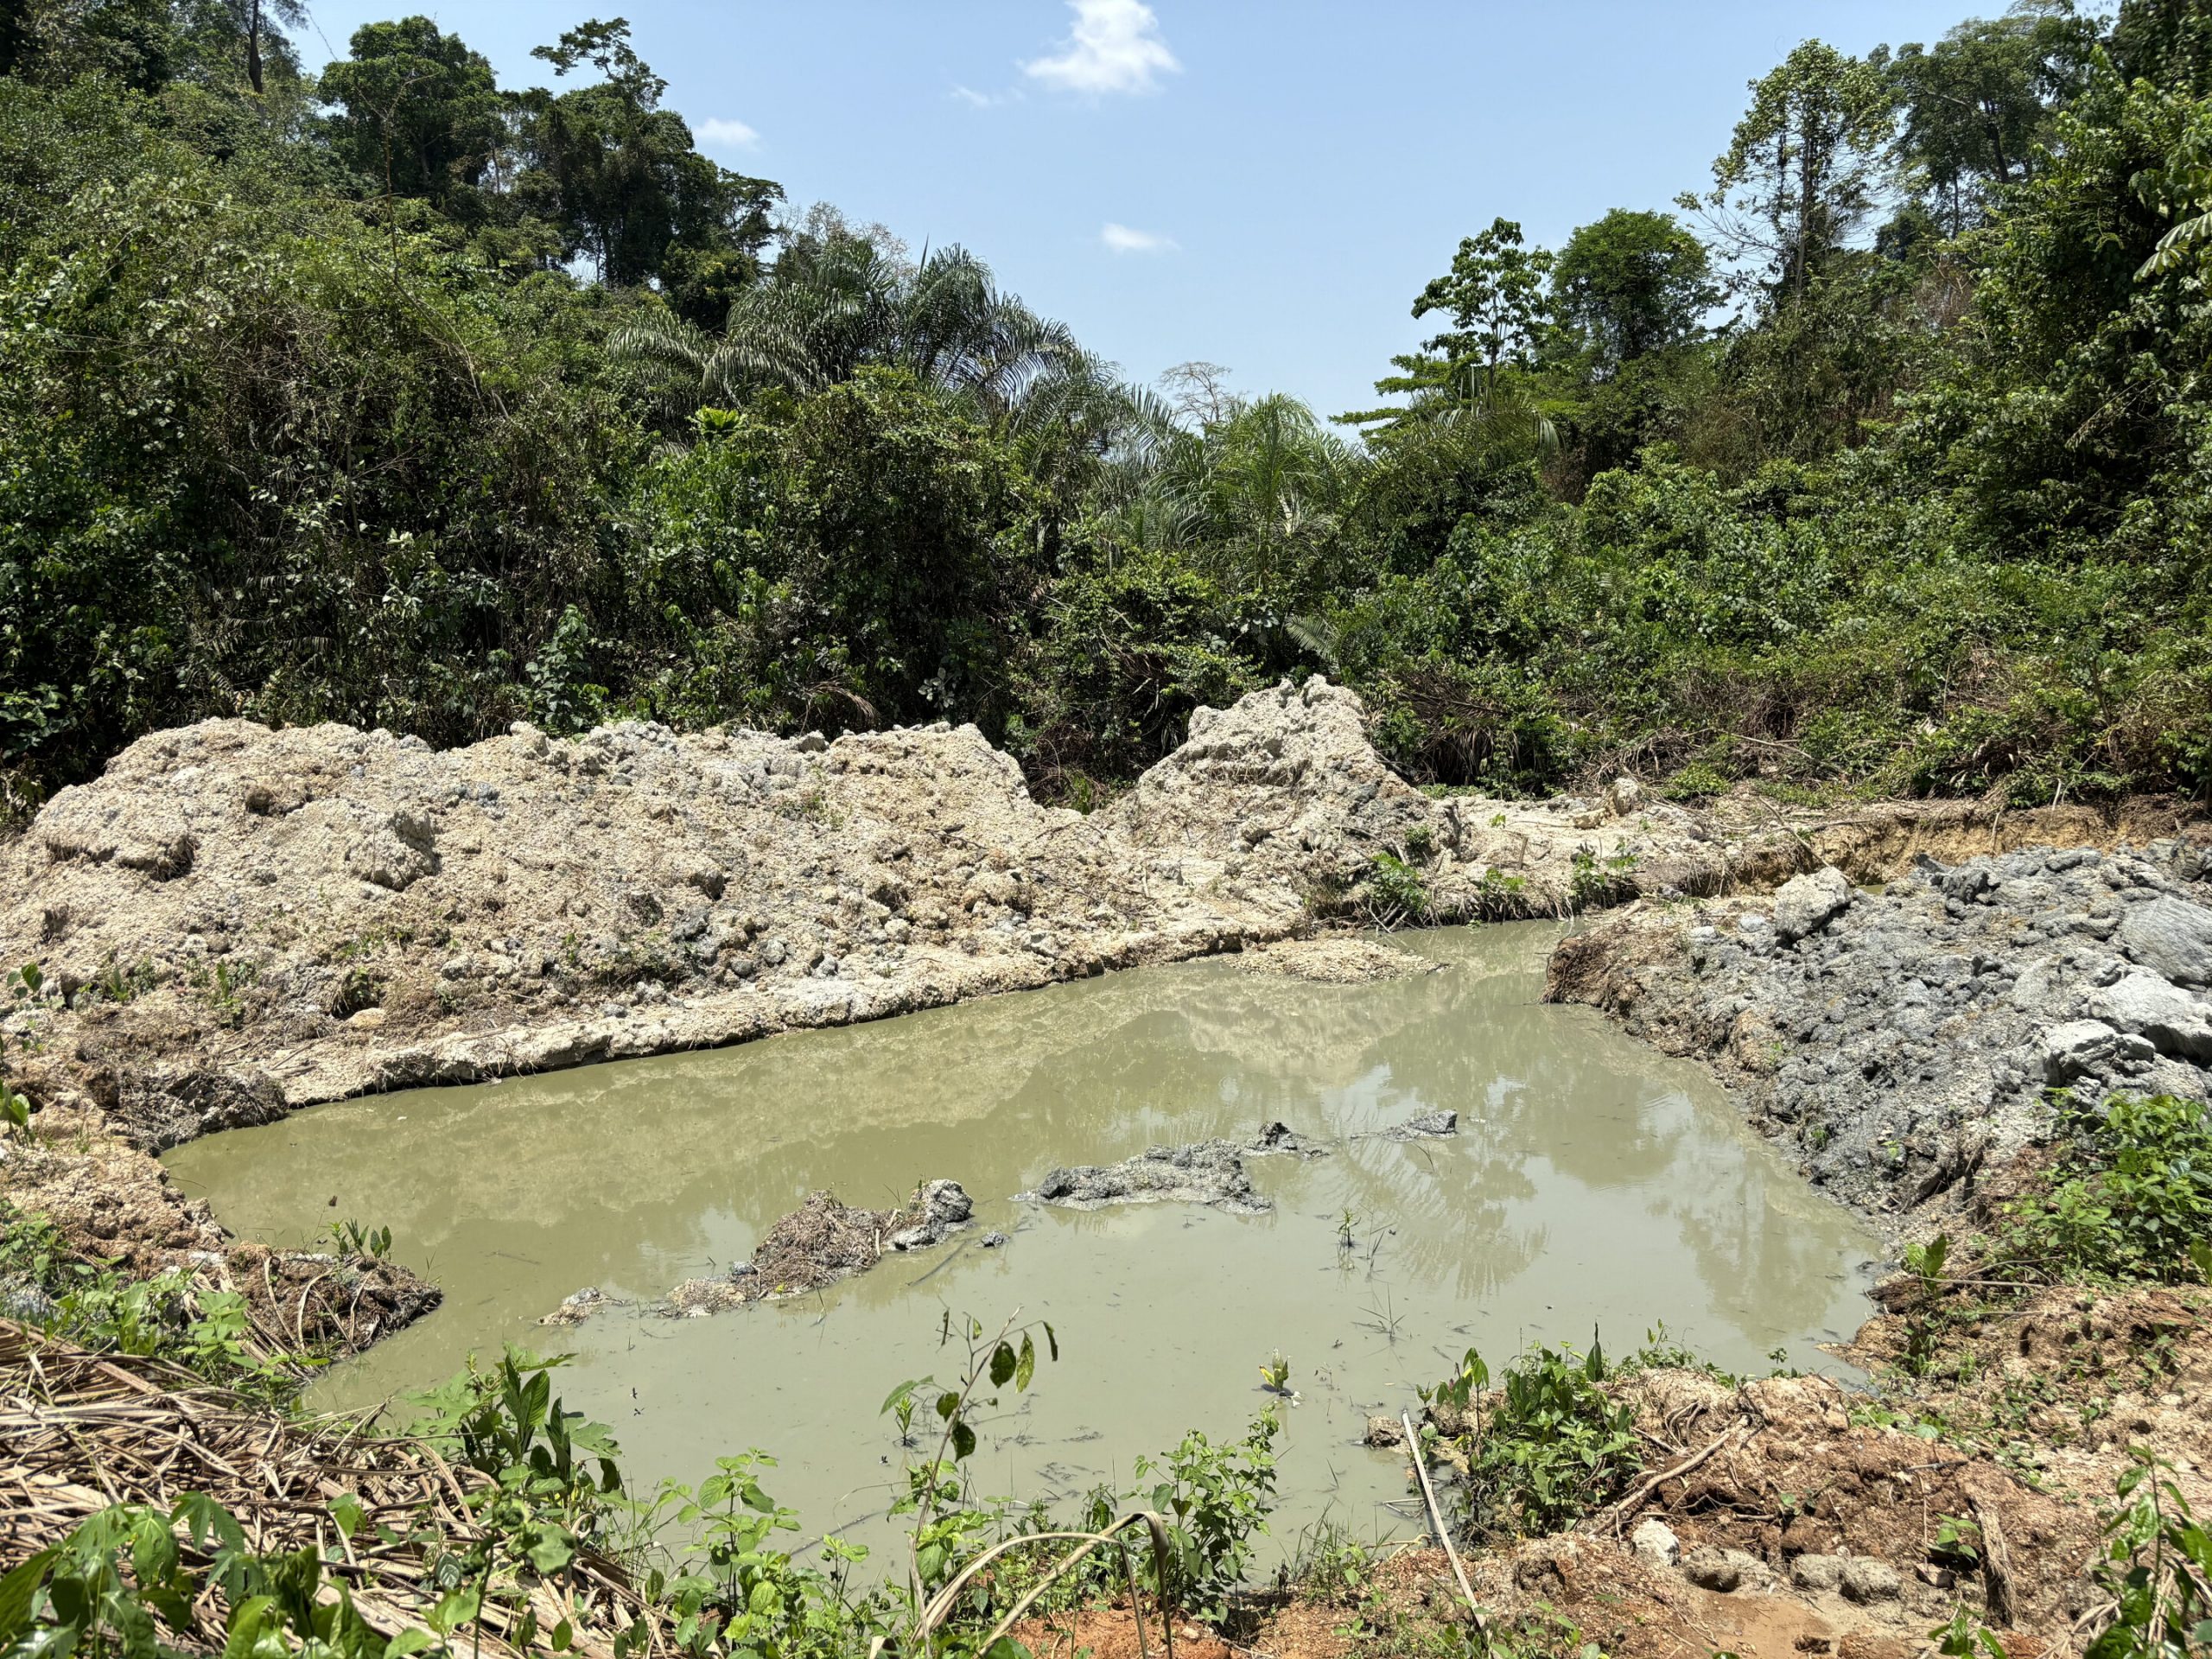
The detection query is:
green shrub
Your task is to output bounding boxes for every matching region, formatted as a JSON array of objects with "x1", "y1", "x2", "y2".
[
  {"x1": 1133, "y1": 1409, "x2": 1281, "y2": 1622},
  {"x1": 1425, "y1": 1341, "x2": 1639, "y2": 1538},
  {"x1": 1365, "y1": 853, "x2": 1432, "y2": 926},
  {"x1": 2001, "y1": 1094, "x2": 2212, "y2": 1283}
]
